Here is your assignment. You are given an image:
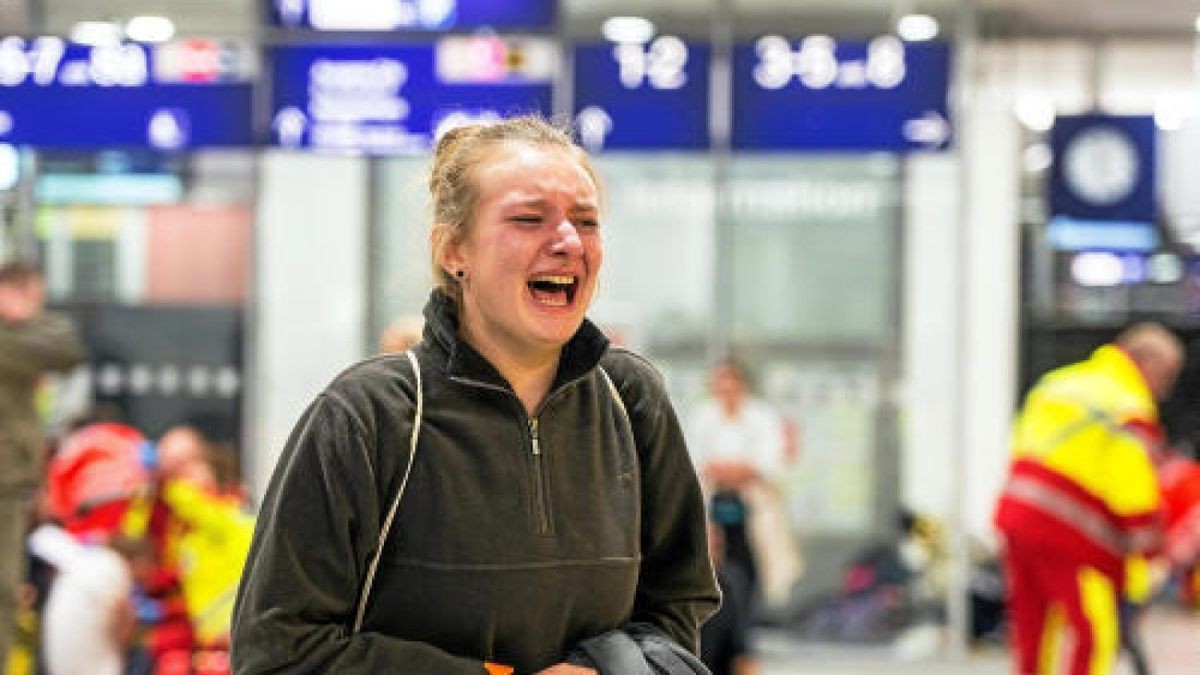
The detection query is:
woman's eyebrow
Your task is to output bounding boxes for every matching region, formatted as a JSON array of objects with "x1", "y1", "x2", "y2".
[{"x1": 505, "y1": 198, "x2": 547, "y2": 210}]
